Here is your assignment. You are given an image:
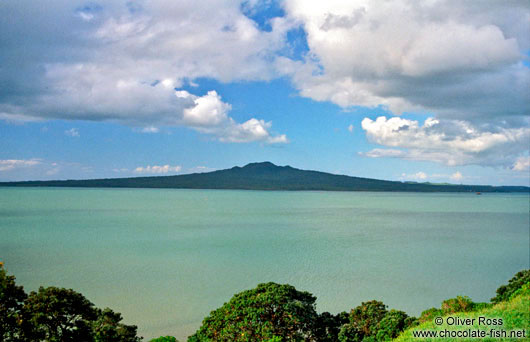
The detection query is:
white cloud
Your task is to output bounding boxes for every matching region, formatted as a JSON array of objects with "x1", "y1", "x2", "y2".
[
  {"x1": 181, "y1": 90, "x2": 231, "y2": 127},
  {"x1": 361, "y1": 116, "x2": 530, "y2": 167},
  {"x1": 179, "y1": 91, "x2": 288, "y2": 144},
  {"x1": 0, "y1": 159, "x2": 41, "y2": 172},
  {"x1": 512, "y1": 156, "x2": 530, "y2": 172},
  {"x1": 360, "y1": 148, "x2": 405, "y2": 159},
  {"x1": 406, "y1": 171, "x2": 427, "y2": 180},
  {"x1": 281, "y1": 0, "x2": 529, "y2": 168},
  {"x1": 0, "y1": 0, "x2": 292, "y2": 144},
  {"x1": 134, "y1": 165, "x2": 182, "y2": 174},
  {"x1": 64, "y1": 128, "x2": 80, "y2": 137},
  {"x1": 450, "y1": 171, "x2": 463, "y2": 181},
  {"x1": 140, "y1": 126, "x2": 159, "y2": 133},
  {"x1": 282, "y1": 0, "x2": 529, "y2": 118},
  {"x1": 400, "y1": 171, "x2": 465, "y2": 183}
]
